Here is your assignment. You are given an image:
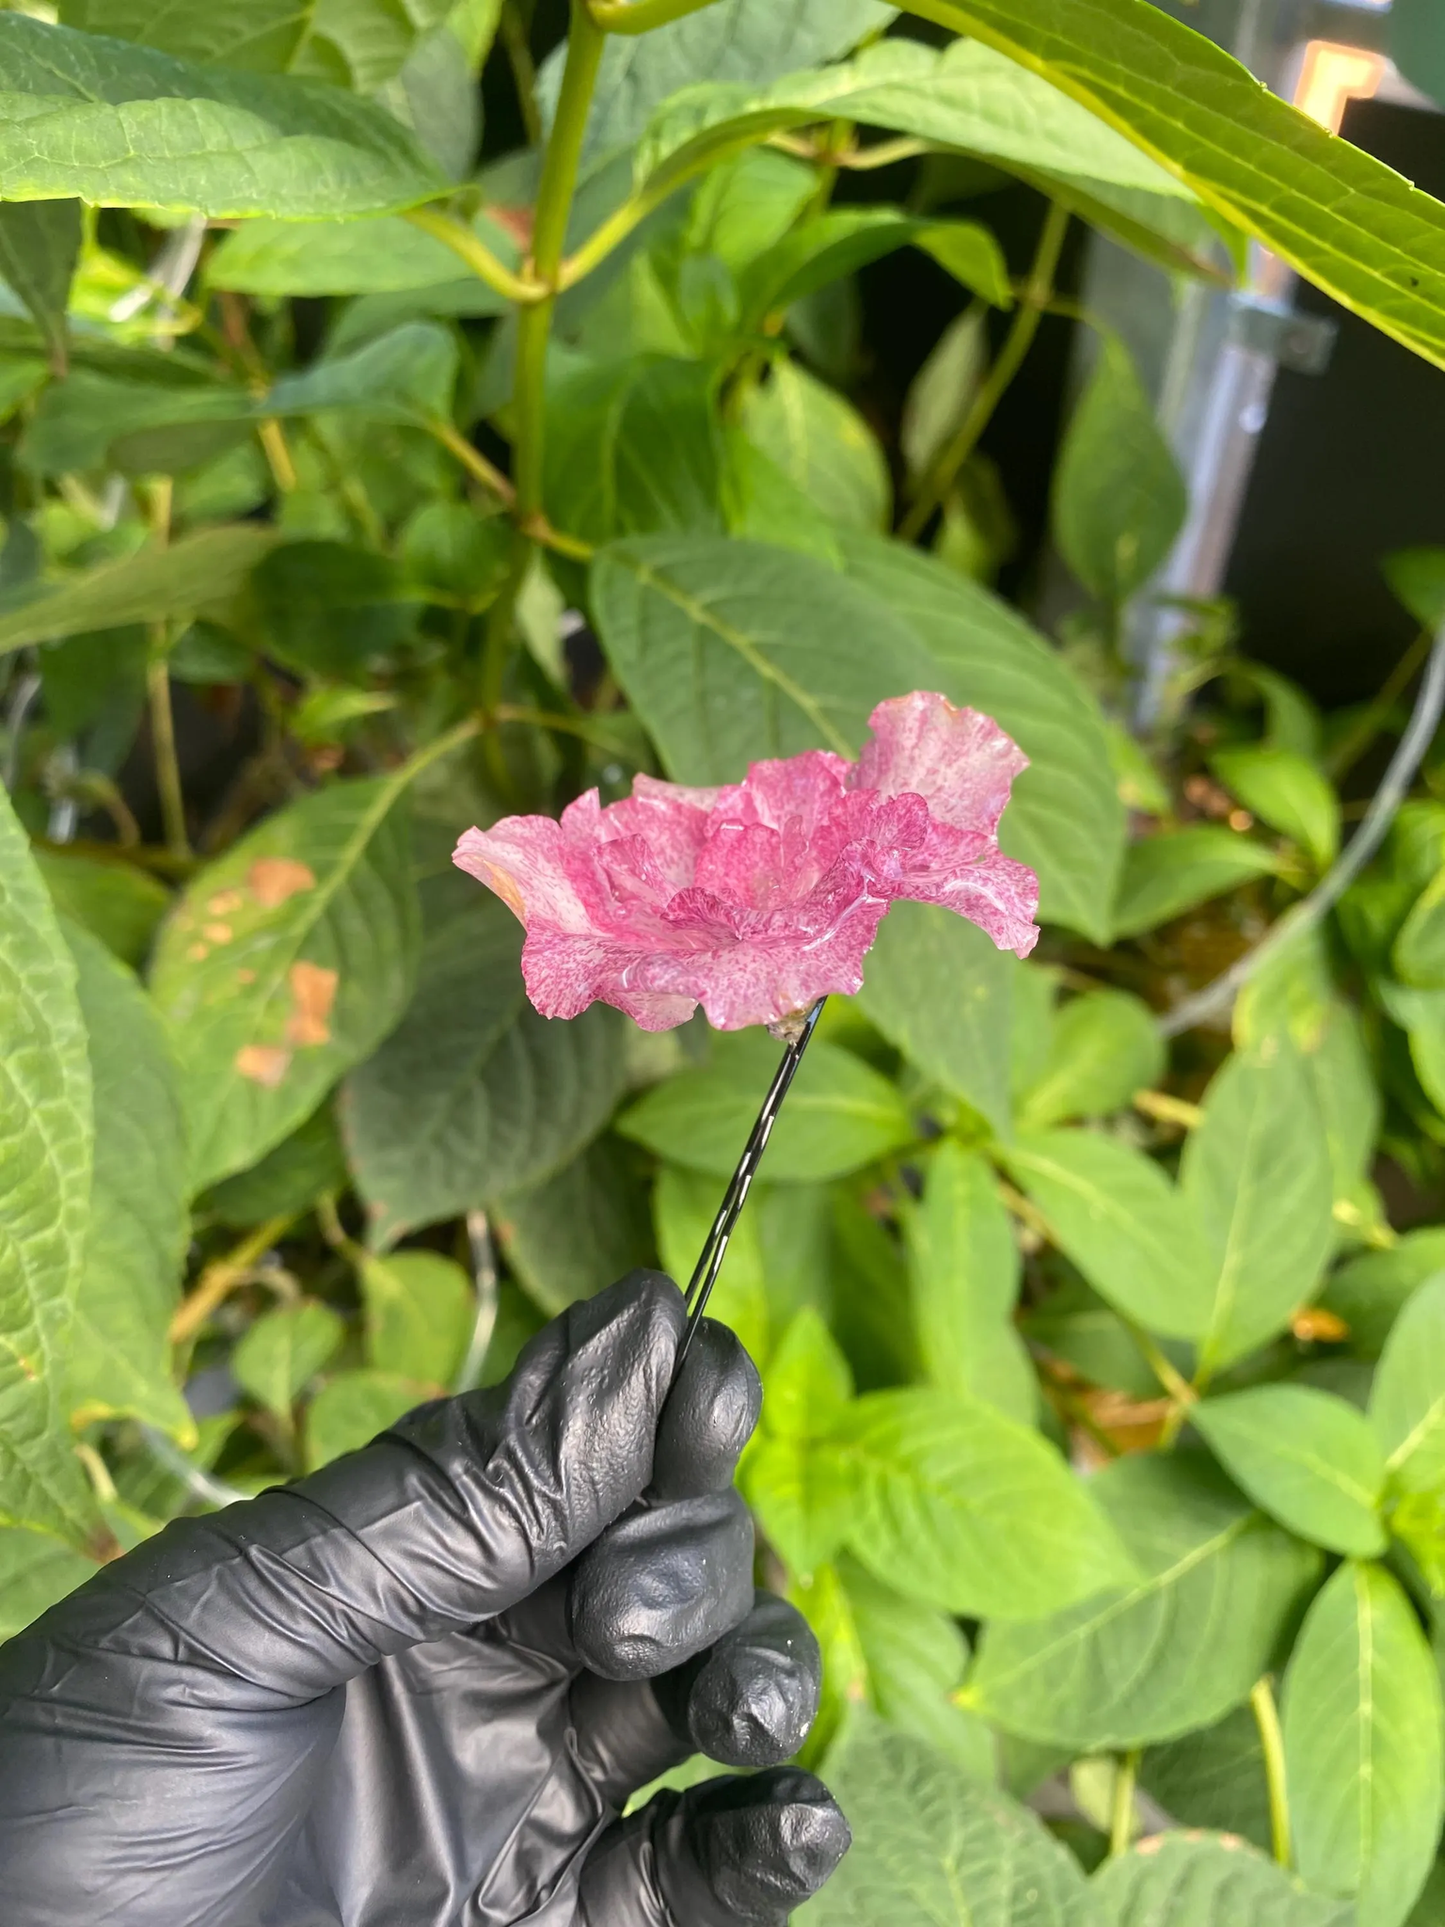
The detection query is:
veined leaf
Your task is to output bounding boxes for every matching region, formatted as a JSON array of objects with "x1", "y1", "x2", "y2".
[
  {"x1": 305, "y1": 1368, "x2": 431, "y2": 1470},
  {"x1": 1283, "y1": 1562, "x2": 1444, "y2": 1927},
  {"x1": 796, "y1": 1708, "x2": 1090, "y2": 1926},
  {"x1": 1324, "y1": 1235, "x2": 1445, "y2": 1359},
  {"x1": 494, "y1": 1136, "x2": 655, "y2": 1318},
  {"x1": 149, "y1": 772, "x2": 422, "y2": 1193},
  {"x1": 57, "y1": 0, "x2": 314, "y2": 74},
  {"x1": 1370, "y1": 1274, "x2": 1445, "y2": 1492},
  {"x1": 736, "y1": 206, "x2": 1011, "y2": 325},
  {"x1": 1113, "y1": 826, "x2": 1283, "y2": 938},
  {"x1": 34, "y1": 850, "x2": 170, "y2": 971},
  {"x1": 968, "y1": 1454, "x2": 1322, "y2": 1749},
  {"x1": 0, "y1": 527, "x2": 278, "y2": 657},
  {"x1": 295, "y1": 0, "x2": 452, "y2": 93},
  {"x1": 0, "y1": 15, "x2": 444, "y2": 218},
  {"x1": 903, "y1": 0, "x2": 1445, "y2": 371},
  {"x1": 835, "y1": 1386, "x2": 1131, "y2": 1619},
  {"x1": 207, "y1": 211, "x2": 516, "y2": 299},
  {"x1": 653, "y1": 1163, "x2": 769, "y2": 1365},
  {"x1": 1191, "y1": 1383, "x2": 1387, "y2": 1558},
  {"x1": 1090, "y1": 1830, "x2": 1352, "y2": 1927},
  {"x1": 342, "y1": 889, "x2": 626, "y2": 1248},
  {"x1": 358, "y1": 1249, "x2": 474, "y2": 1390},
  {"x1": 232, "y1": 1300, "x2": 345, "y2": 1421},
  {"x1": 62, "y1": 924, "x2": 192, "y2": 1444},
  {"x1": 0, "y1": 200, "x2": 81, "y2": 373},
  {"x1": 742, "y1": 360, "x2": 891, "y2": 535},
  {"x1": 0, "y1": 787, "x2": 96, "y2": 1543},
  {"x1": 1213, "y1": 744, "x2": 1341, "y2": 872},
  {"x1": 1017, "y1": 987, "x2": 1163, "y2": 1127},
  {"x1": 843, "y1": 538, "x2": 1125, "y2": 944},
  {"x1": 0, "y1": 1525, "x2": 97, "y2": 1644}
]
